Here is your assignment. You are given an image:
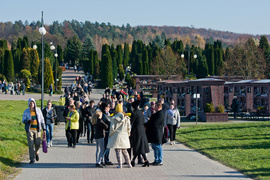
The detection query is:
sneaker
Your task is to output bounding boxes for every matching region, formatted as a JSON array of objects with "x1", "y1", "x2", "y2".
[
  {"x1": 96, "y1": 163, "x2": 103, "y2": 168},
  {"x1": 105, "y1": 161, "x2": 114, "y2": 165},
  {"x1": 50, "y1": 141, "x2": 52, "y2": 147},
  {"x1": 29, "y1": 160, "x2": 35, "y2": 164},
  {"x1": 117, "y1": 165, "x2": 122, "y2": 168},
  {"x1": 35, "y1": 154, "x2": 39, "y2": 161}
]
